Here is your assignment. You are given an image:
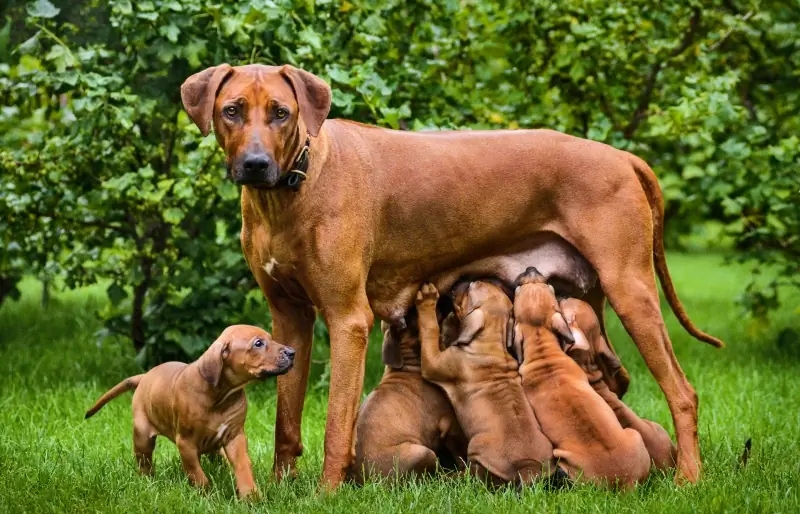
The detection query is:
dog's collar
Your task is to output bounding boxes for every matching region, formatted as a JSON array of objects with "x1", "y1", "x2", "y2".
[{"x1": 276, "y1": 137, "x2": 311, "y2": 191}]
